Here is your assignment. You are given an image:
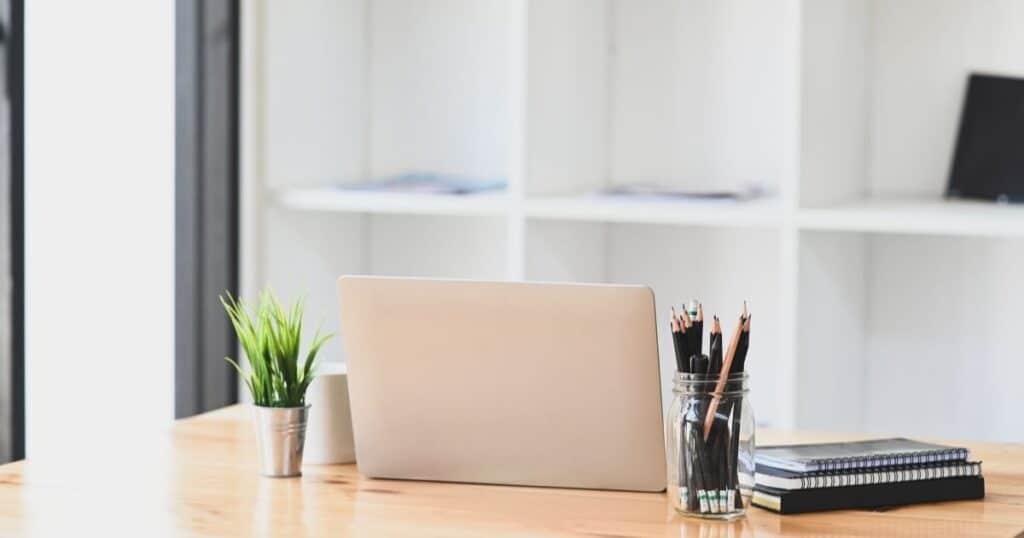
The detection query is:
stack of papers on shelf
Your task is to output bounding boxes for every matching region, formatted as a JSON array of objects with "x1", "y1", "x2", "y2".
[
  {"x1": 336, "y1": 173, "x2": 506, "y2": 195},
  {"x1": 596, "y1": 183, "x2": 765, "y2": 202}
]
